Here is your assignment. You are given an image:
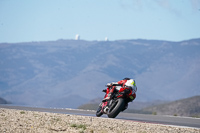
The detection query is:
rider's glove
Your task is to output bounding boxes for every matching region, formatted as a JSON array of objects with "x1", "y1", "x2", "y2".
[{"x1": 102, "y1": 89, "x2": 107, "y2": 93}]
